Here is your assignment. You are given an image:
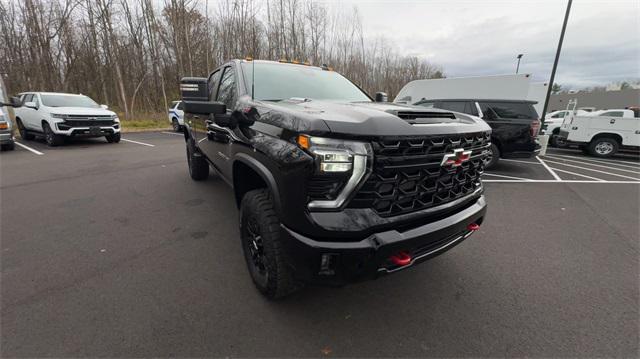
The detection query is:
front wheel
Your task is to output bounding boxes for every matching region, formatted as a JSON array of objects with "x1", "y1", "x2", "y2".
[
  {"x1": 17, "y1": 119, "x2": 35, "y2": 140},
  {"x1": 172, "y1": 118, "x2": 181, "y2": 132},
  {"x1": 186, "y1": 139, "x2": 209, "y2": 181},
  {"x1": 43, "y1": 122, "x2": 63, "y2": 146},
  {"x1": 484, "y1": 143, "x2": 500, "y2": 169},
  {"x1": 106, "y1": 132, "x2": 121, "y2": 143},
  {"x1": 240, "y1": 189, "x2": 302, "y2": 299},
  {"x1": 588, "y1": 137, "x2": 619, "y2": 158}
]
